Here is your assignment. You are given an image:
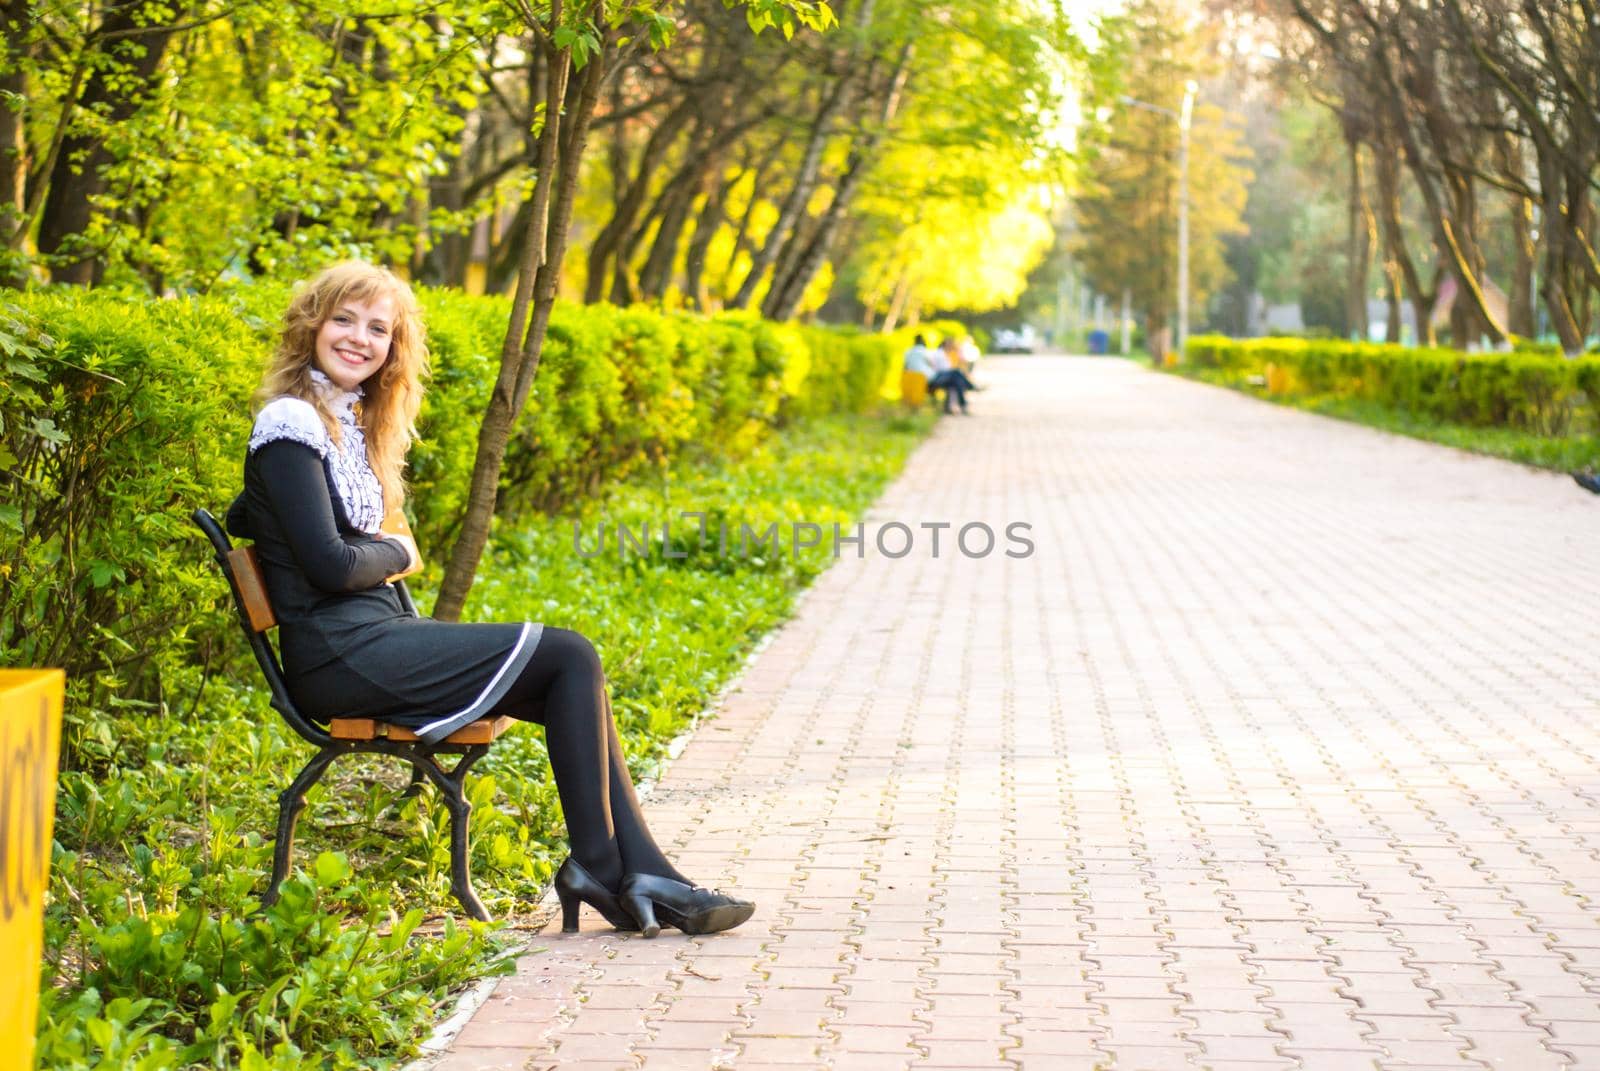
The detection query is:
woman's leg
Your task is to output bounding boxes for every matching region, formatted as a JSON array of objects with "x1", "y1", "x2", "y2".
[
  {"x1": 492, "y1": 627, "x2": 684, "y2": 890},
  {"x1": 602, "y1": 690, "x2": 689, "y2": 885}
]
